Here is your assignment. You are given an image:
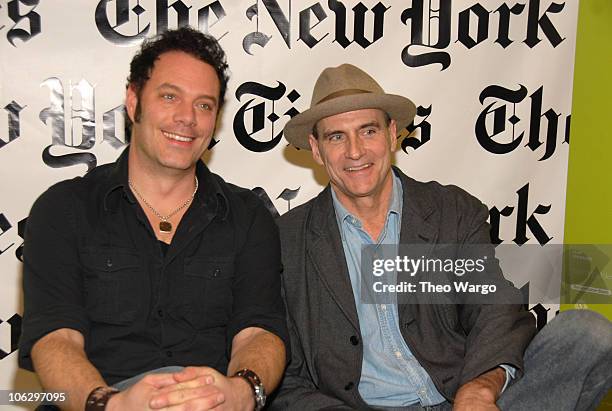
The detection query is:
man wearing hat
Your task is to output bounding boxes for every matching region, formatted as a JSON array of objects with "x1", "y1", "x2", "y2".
[{"x1": 270, "y1": 64, "x2": 612, "y2": 410}]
